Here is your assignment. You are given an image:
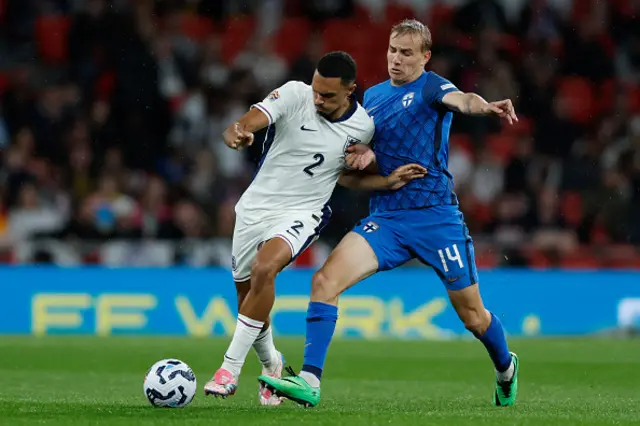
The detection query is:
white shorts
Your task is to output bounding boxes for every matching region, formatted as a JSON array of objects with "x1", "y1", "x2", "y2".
[{"x1": 231, "y1": 207, "x2": 331, "y2": 282}]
